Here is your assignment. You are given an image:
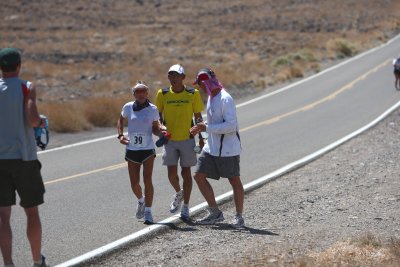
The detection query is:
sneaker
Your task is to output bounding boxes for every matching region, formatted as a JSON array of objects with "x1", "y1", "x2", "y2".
[
  {"x1": 180, "y1": 205, "x2": 190, "y2": 221},
  {"x1": 143, "y1": 210, "x2": 153, "y2": 225},
  {"x1": 230, "y1": 214, "x2": 245, "y2": 229},
  {"x1": 135, "y1": 201, "x2": 145, "y2": 219},
  {"x1": 32, "y1": 255, "x2": 50, "y2": 267},
  {"x1": 196, "y1": 209, "x2": 224, "y2": 225},
  {"x1": 169, "y1": 190, "x2": 183, "y2": 213}
]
